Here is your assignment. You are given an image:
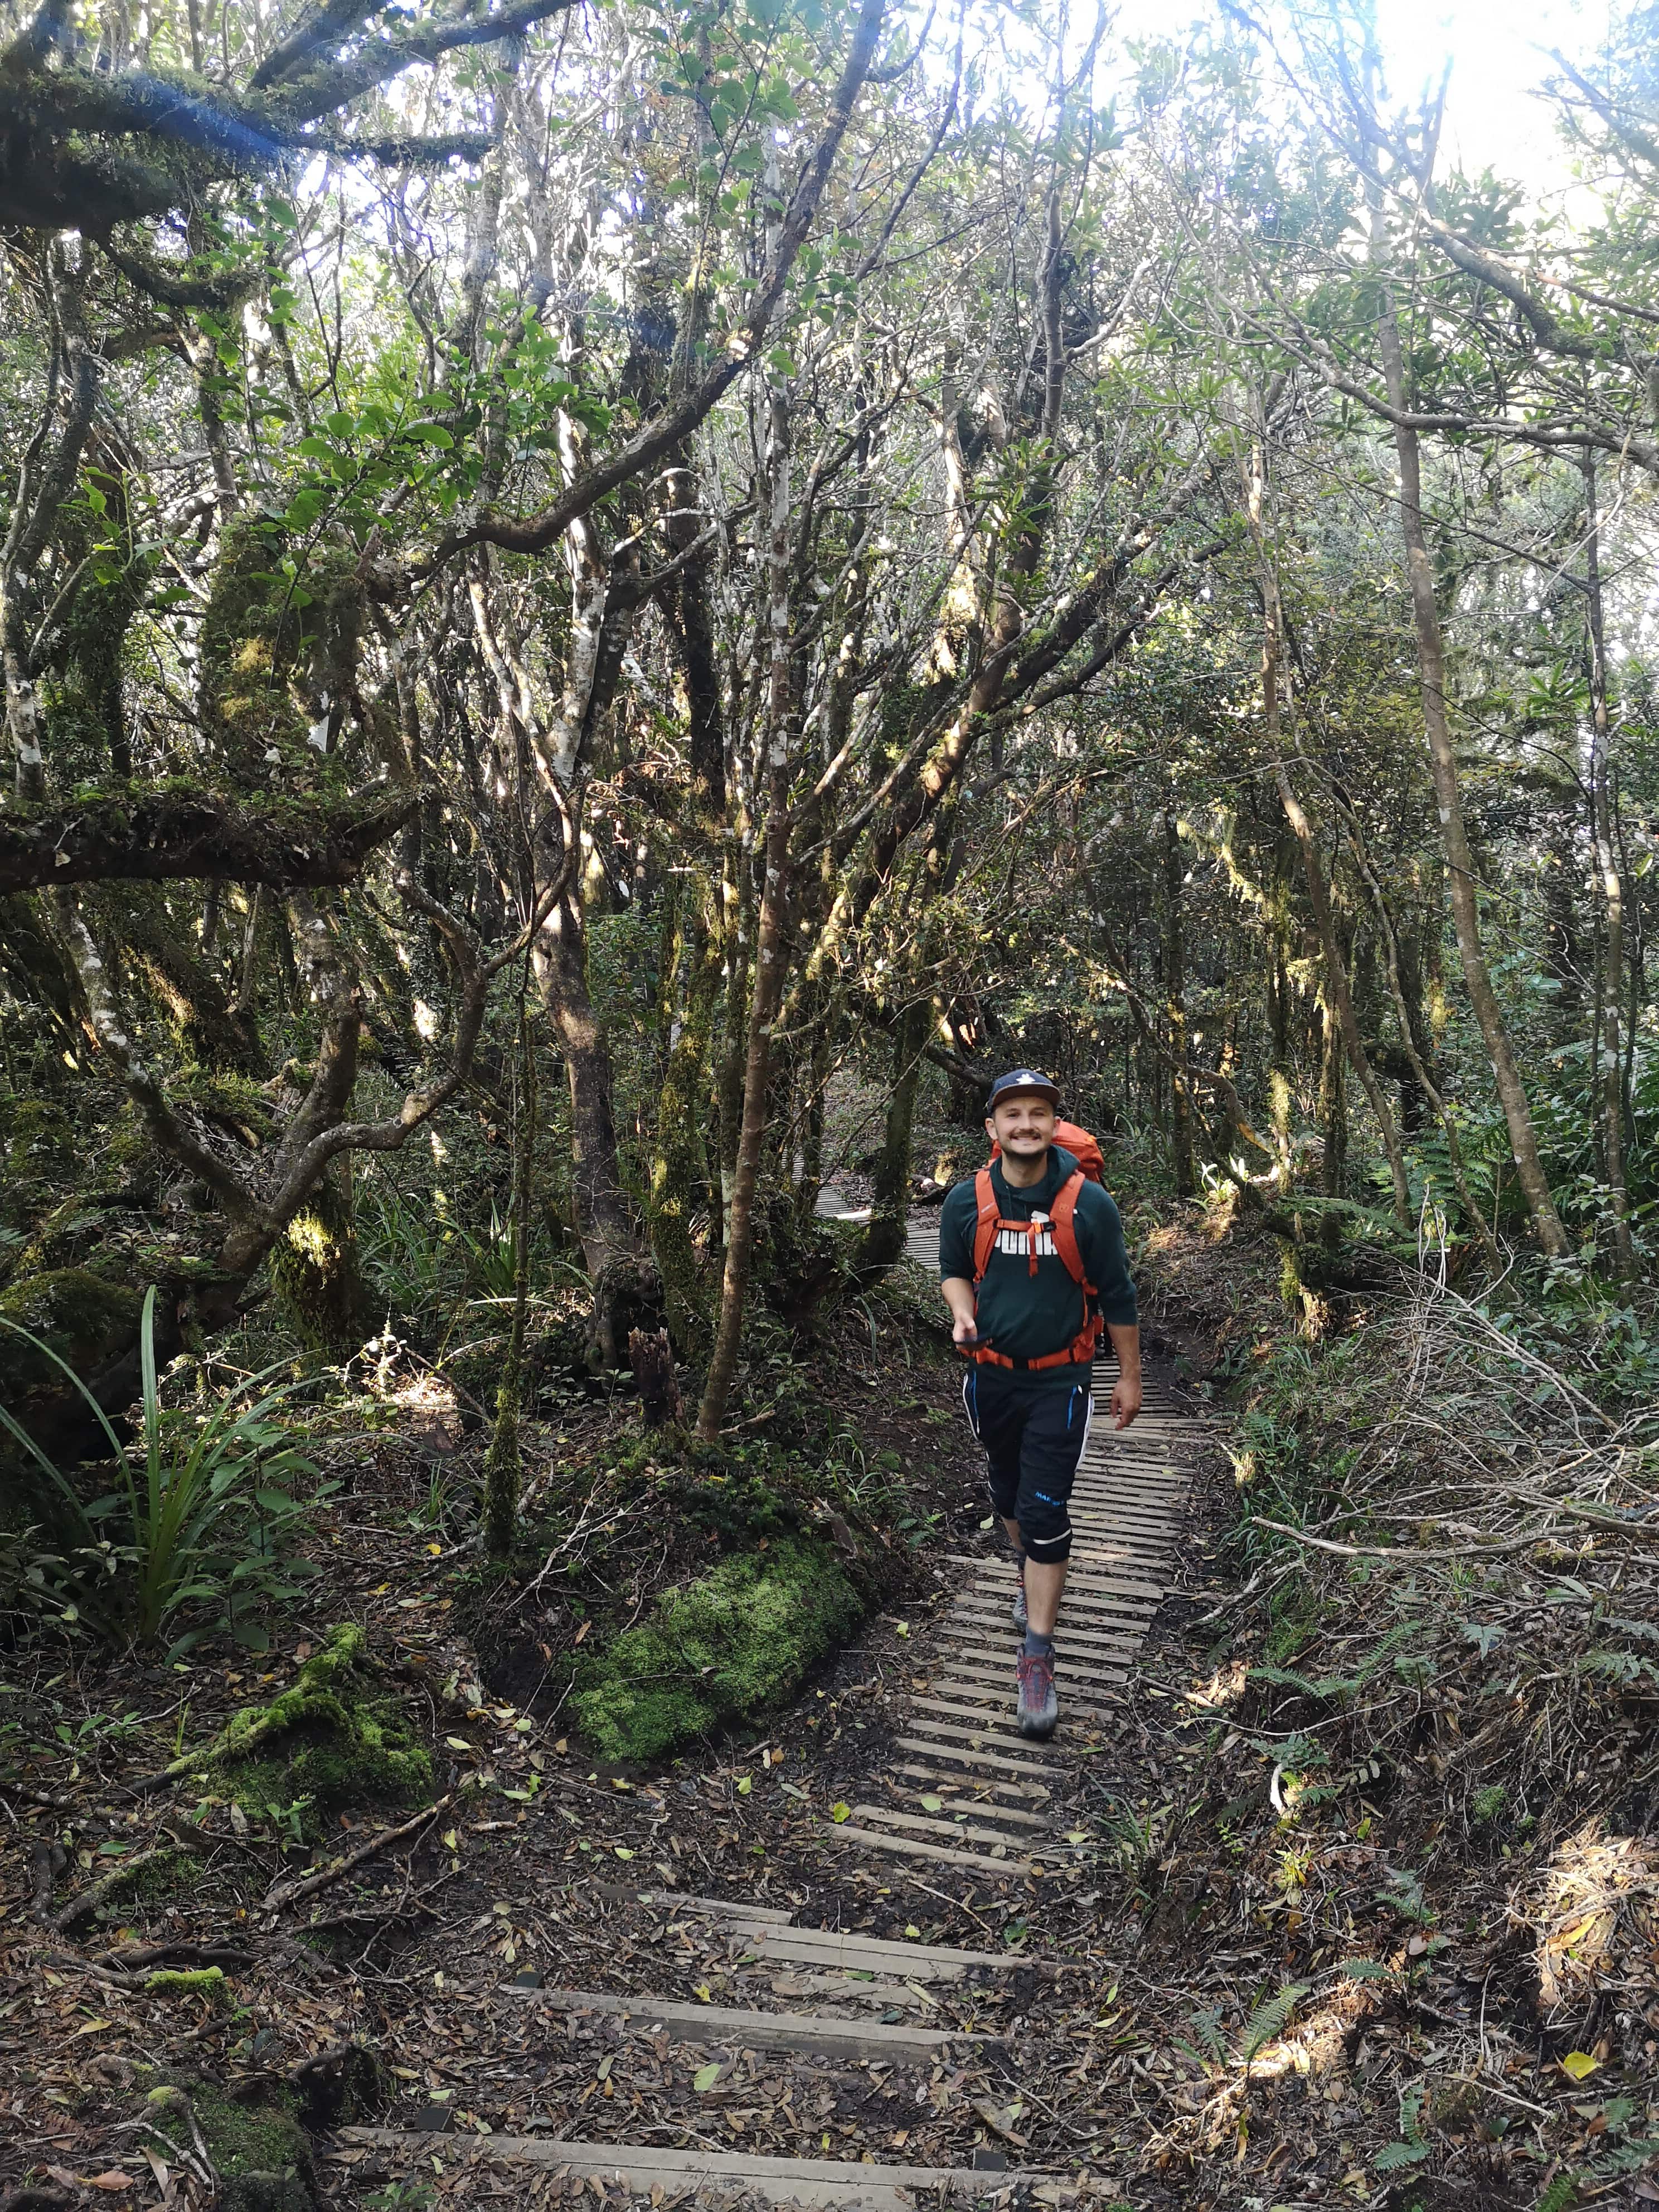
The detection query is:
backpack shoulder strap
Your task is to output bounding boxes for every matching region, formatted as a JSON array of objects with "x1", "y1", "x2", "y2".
[
  {"x1": 970, "y1": 1167, "x2": 999, "y2": 1282},
  {"x1": 1049, "y1": 1170, "x2": 1097, "y2": 1292}
]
